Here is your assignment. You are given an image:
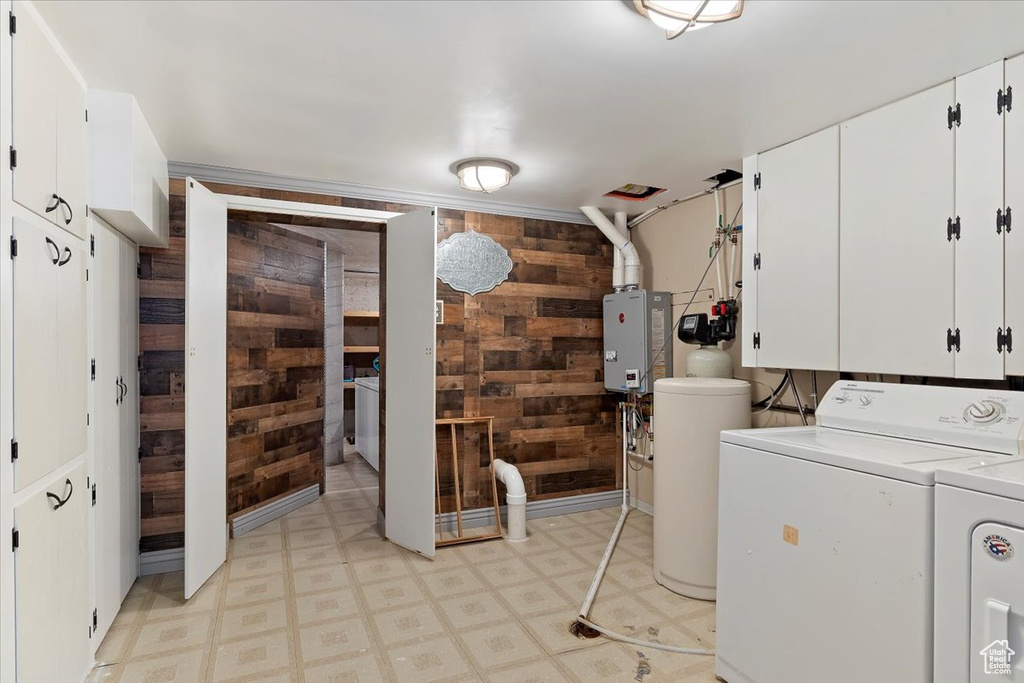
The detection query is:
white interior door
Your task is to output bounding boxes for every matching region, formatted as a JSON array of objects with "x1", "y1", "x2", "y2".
[
  {"x1": 955, "y1": 60, "x2": 1005, "y2": 379},
  {"x1": 384, "y1": 209, "x2": 436, "y2": 557},
  {"x1": 122, "y1": 237, "x2": 140, "y2": 597},
  {"x1": 756, "y1": 127, "x2": 839, "y2": 371},
  {"x1": 840, "y1": 81, "x2": 956, "y2": 376},
  {"x1": 184, "y1": 178, "x2": 227, "y2": 598},
  {"x1": 91, "y1": 219, "x2": 122, "y2": 644}
]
